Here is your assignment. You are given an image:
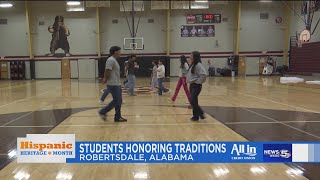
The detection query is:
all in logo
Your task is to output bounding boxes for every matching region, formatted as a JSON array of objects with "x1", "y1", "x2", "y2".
[
  {"x1": 17, "y1": 134, "x2": 75, "y2": 163},
  {"x1": 230, "y1": 144, "x2": 257, "y2": 160}
]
